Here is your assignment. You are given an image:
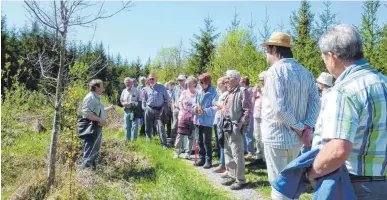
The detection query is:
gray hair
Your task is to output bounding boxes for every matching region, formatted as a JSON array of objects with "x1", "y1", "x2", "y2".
[
  {"x1": 185, "y1": 75, "x2": 198, "y2": 86},
  {"x1": 318, "y1": 24, "x2": 364, "y2": 62},
  {"x1": 124, "y1": 77, "x2": 133, "y2": 83},
  {"x1": 139, "y1": 76, "x2": 146, "y2": 82},
  {"x1": 225, "y1": 70, "x2": 241, "y2": 80}
]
